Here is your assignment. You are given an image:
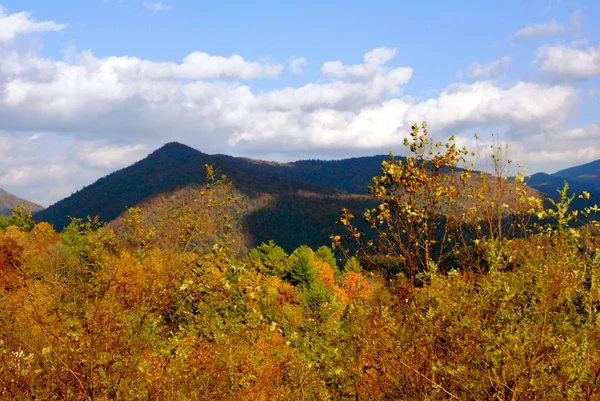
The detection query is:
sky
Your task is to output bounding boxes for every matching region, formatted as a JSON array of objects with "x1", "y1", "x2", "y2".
[{"x1": 0, "y1": 0, "x2": 599, "y2": 206}]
